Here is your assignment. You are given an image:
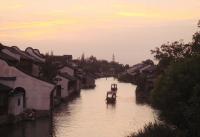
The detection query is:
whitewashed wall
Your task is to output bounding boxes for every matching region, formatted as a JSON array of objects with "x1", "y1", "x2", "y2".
[
  {"x1": 0, "y1": 80, "x2": 15, "y2": 88},
  {"x1": 56, "y1": 75, "x2": 69, "y2": 98},
  {"x1": 8, "y1": 94, "x2": 24, "y2": 115},
  {"x1": 0, "y1": 59, "x2": 55, "y2": 111}
]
